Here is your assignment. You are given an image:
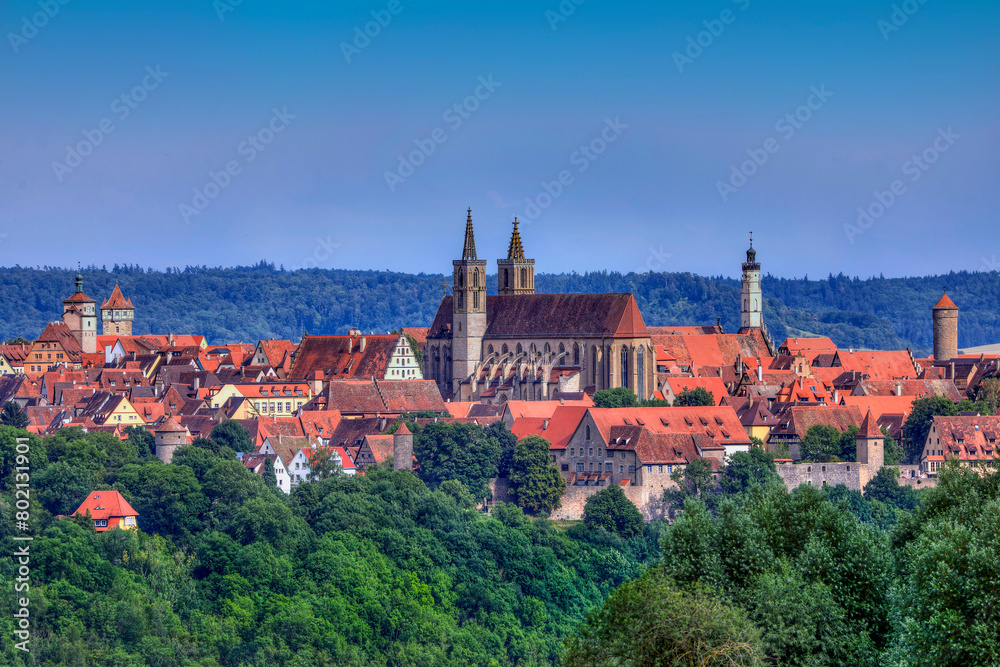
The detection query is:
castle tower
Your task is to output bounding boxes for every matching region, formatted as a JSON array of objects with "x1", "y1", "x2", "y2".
[
  {"x1": 155, "y1": 417, "x2": 189, "y2": 464},
  {"x1": 856, "y1": 409, "x2": 884, "y2": 486},
  {"x1": 452, "y1": 208, "x2": 487, "y2": 395},
  {"x1": 101, "y1": 284, "x2": 135, "y2": 336},
  {"x1": 393, "y1": 421, "x2": 414, "y2": 471},
  {"x1": 740, "y1": 235, "x2": 762, "y2": 330},
  {"x1": 497, "y1": 217, "x2": 535, "y2": 295},
  {"x1": 932, "y1": 293, "x2": 959, "y2": 361},
  {"x1": 62, "y1": 271, "x2": 98, "y2": 354}
]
